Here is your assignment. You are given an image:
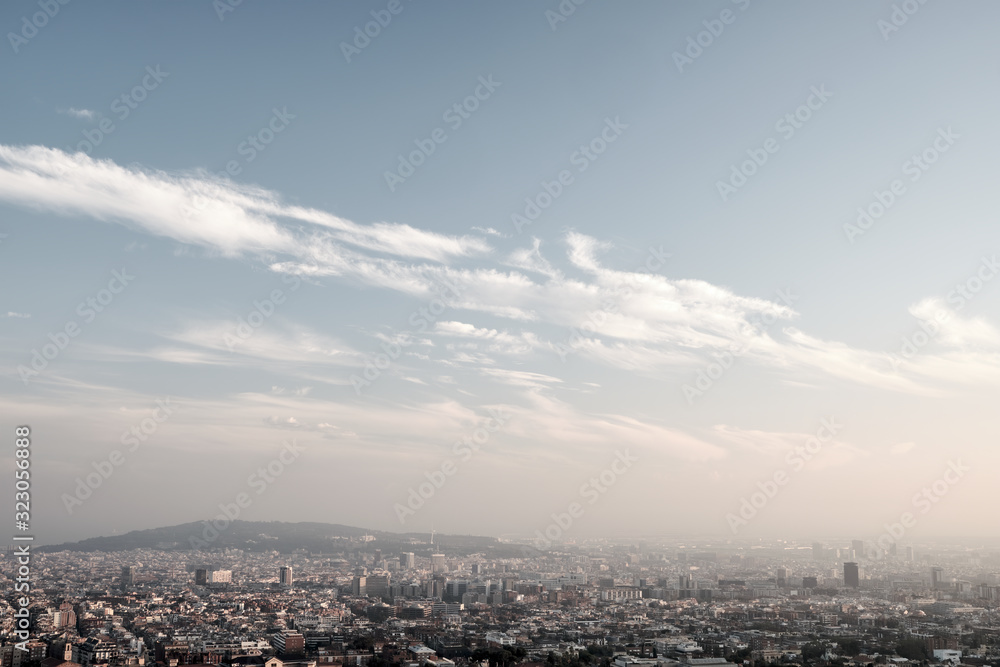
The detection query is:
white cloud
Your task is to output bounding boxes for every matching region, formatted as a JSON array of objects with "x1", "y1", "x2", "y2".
[
  {"x1": 8, "y1": 145, "x2": 1000, "y2": 398},
  {"x1": 472, "y1": 226, "x2": 506, "y2": 238},
  {"x1": 7, "y1": 311, "x2": 31, "y2": 318},
  {"x1": 0, "y1": 145, "x2": 489, "y2": 265},
  {"x1": 60, "y1": 107, "x2": 96, "y2": 120}
]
